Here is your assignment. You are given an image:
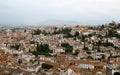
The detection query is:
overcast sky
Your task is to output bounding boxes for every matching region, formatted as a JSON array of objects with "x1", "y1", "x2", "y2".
[{"x1": 0, "y1": 0, "x2": 120, "y2": 25}]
